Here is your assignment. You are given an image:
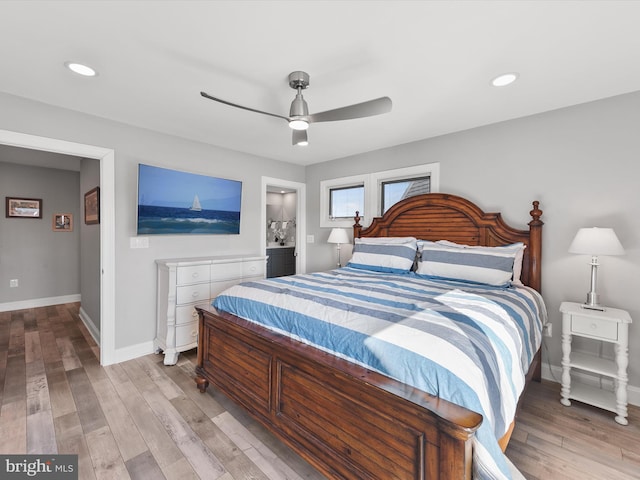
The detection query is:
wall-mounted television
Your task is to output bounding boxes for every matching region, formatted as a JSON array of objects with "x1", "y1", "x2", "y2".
[{"x1": 137, "y1": 164, "x2": 242, "y2": 235}]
